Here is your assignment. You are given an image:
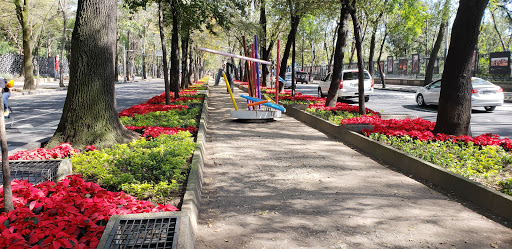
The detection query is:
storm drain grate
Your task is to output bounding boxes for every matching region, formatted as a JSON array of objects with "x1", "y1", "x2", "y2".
[
  {"x1": 0, "y1": 160, "x2": 60, "y2": 185},
  {"x1": 104, "y1": 216, "x2": 180, "y2": 249}
]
